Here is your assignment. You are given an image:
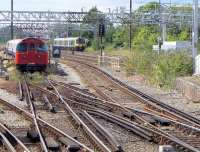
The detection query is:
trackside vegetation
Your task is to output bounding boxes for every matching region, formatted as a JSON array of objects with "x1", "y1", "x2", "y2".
[
  {"x1": 83, "y1": 3, "x2": 193, "y2": 89},
  {"x1": 124, "y1": 50, "x2": 192, "y2": 89}
]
